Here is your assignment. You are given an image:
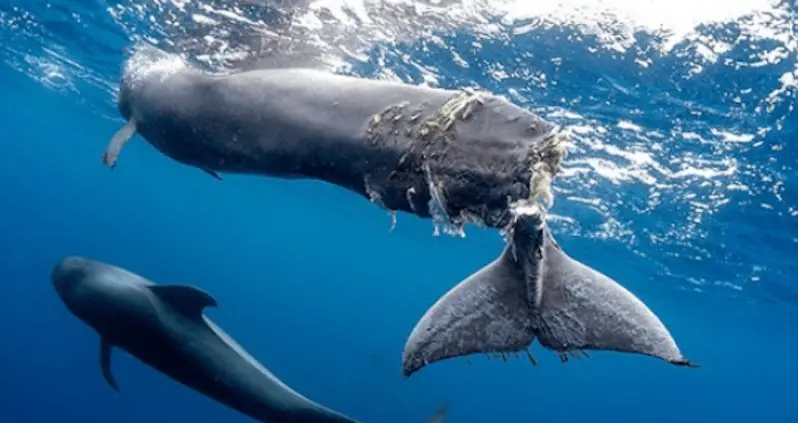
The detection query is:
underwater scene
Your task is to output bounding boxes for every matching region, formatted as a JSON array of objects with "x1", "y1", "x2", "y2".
[{"x1": 0, "y1": 1, "x2": 796, "y2": 422}]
